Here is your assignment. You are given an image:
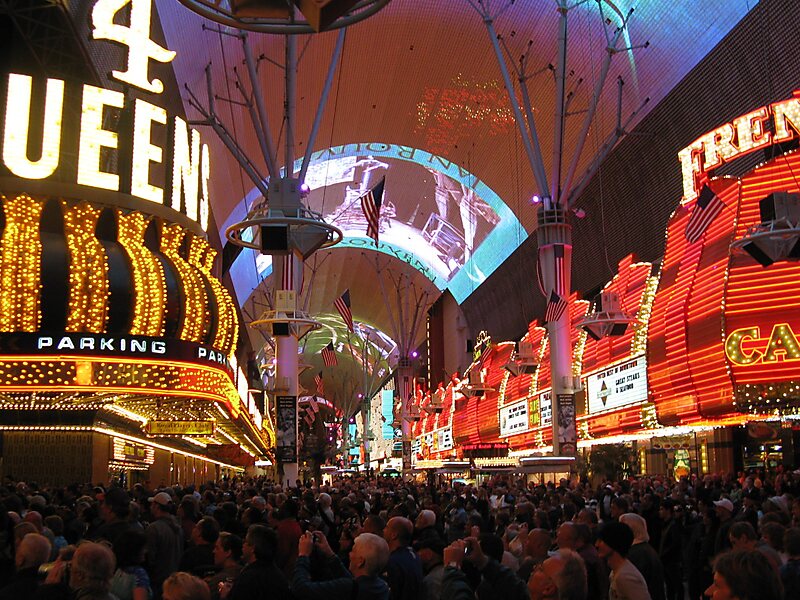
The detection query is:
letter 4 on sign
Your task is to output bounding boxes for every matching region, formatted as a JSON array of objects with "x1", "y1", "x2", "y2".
[{"x1": 92, "y1": 0, "x2": 176, "y2": 95}]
